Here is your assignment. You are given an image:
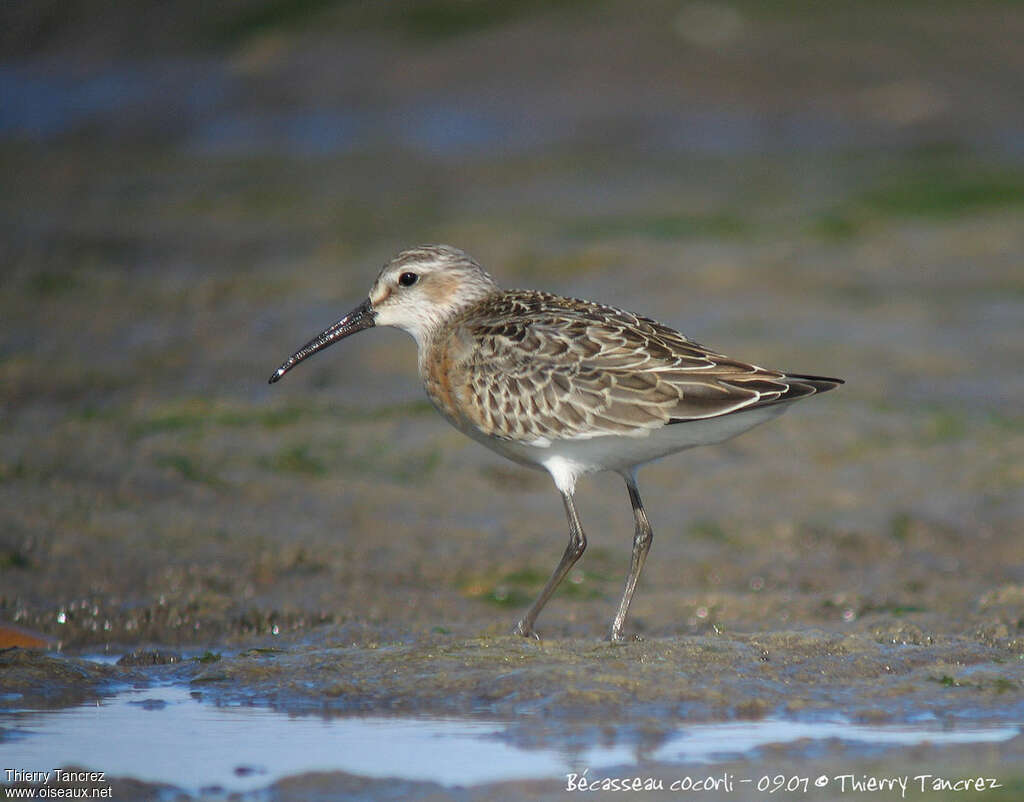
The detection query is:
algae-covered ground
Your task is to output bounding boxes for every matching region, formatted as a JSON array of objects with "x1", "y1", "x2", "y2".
[{"x1": 1, "y1": 1, "x2": 1023, "y2": 799}]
